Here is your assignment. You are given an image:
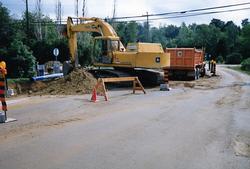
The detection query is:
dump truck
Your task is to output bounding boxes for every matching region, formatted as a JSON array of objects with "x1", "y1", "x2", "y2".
[{"x1": 165, "y1": 48, "x2": 206, "y2": 80}]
